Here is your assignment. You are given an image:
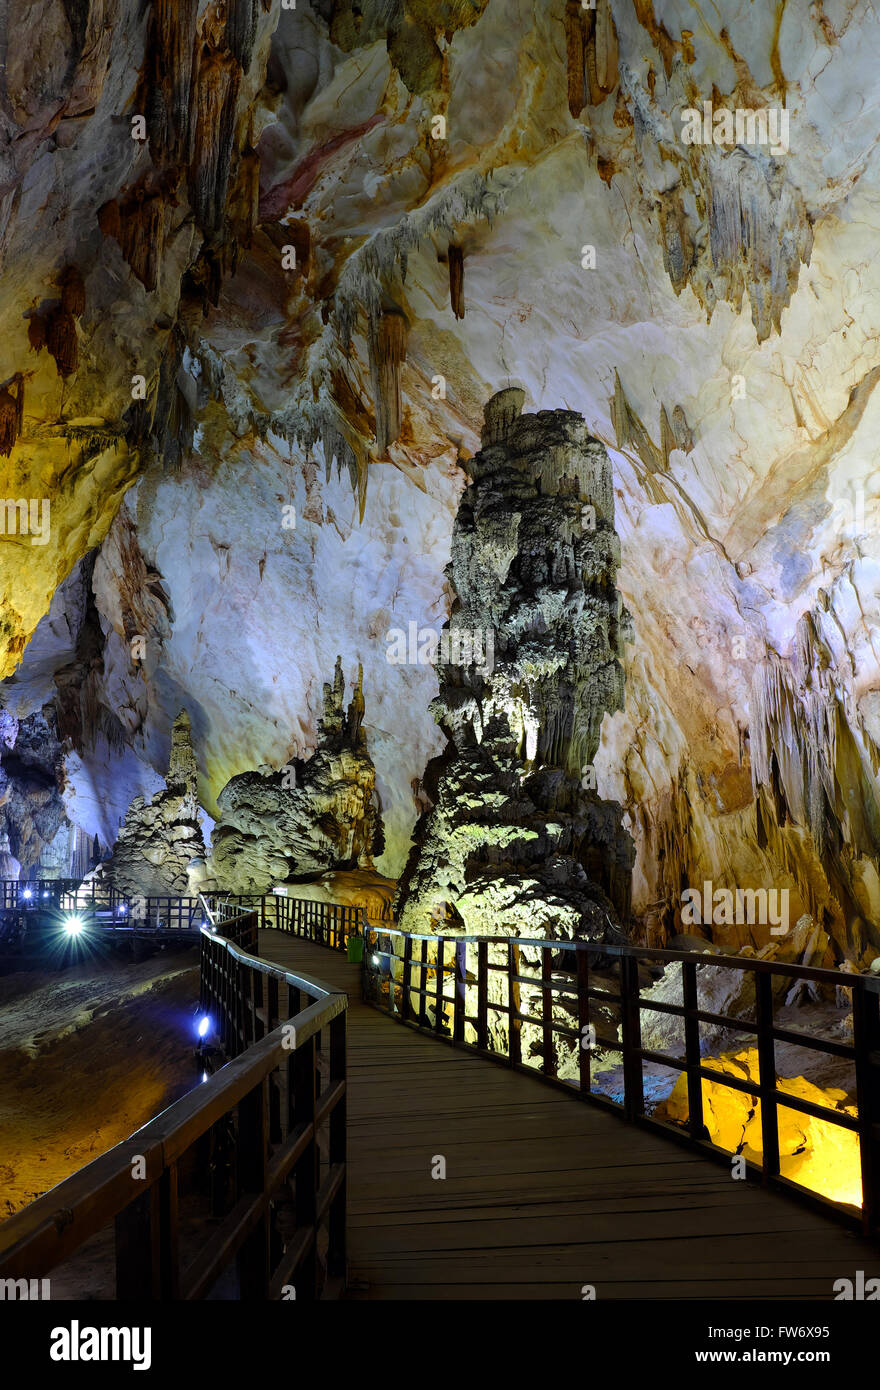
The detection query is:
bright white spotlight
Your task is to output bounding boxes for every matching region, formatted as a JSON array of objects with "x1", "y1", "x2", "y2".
[
  {"x1": 42, "y1": 891, "x2": 49, "y2": 898},
  {"x1": 197, "y1": 1015, "x2": 210, "y2": 1039},
  {"x1": 22, "y1": 889, "x2": 32, "y2": 900},
  {"x1": 64, "y1": 915, "x2": 85, "y2": 937},
  {"x1": 372, "y1": 953, "x2": 380, "y2": 965}
]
